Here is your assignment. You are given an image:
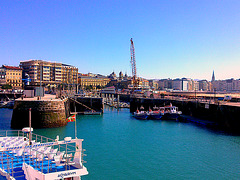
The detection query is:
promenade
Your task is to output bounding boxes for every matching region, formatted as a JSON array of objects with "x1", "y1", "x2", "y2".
[{"x1": 17, "y1": 94, "x2": 62, "y2": 101}]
